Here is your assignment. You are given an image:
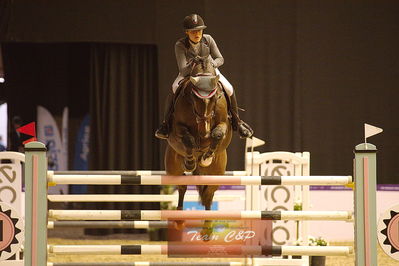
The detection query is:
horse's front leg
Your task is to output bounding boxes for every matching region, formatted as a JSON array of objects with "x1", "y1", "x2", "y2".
[
  {"x1": 200, "y1": 122, "x2": 227, "y2": 167},
  {"x1": 177, "y1": 125, "x2": 197, "y2": 171}
]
